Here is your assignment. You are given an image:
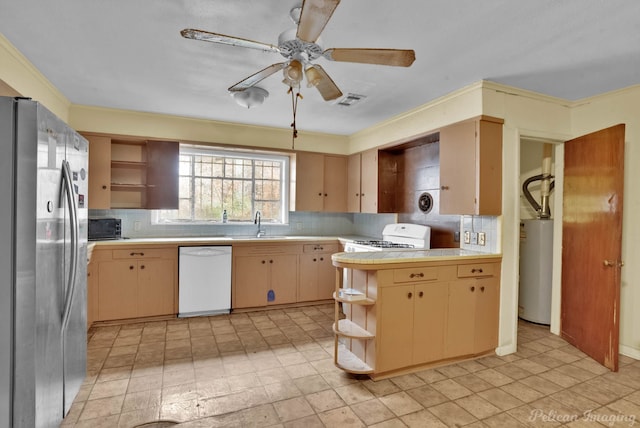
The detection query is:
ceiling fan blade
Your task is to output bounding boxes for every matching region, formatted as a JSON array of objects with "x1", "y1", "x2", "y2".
[
  {"x1": 323, "y1": 48, "x2": 416, "y2": 67},
  {"x1": 181, "y1": 29, "x2": 280, "y2": 54},
  {"x1": 296, "y1": 0, "x2": 340, "y2": 43},
  {"x1": 228, "y1": 63, "x2": 287, "y2": 92},
  {"x1": 311, "y1": 65, "x2": 343, "y2": 101}
]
